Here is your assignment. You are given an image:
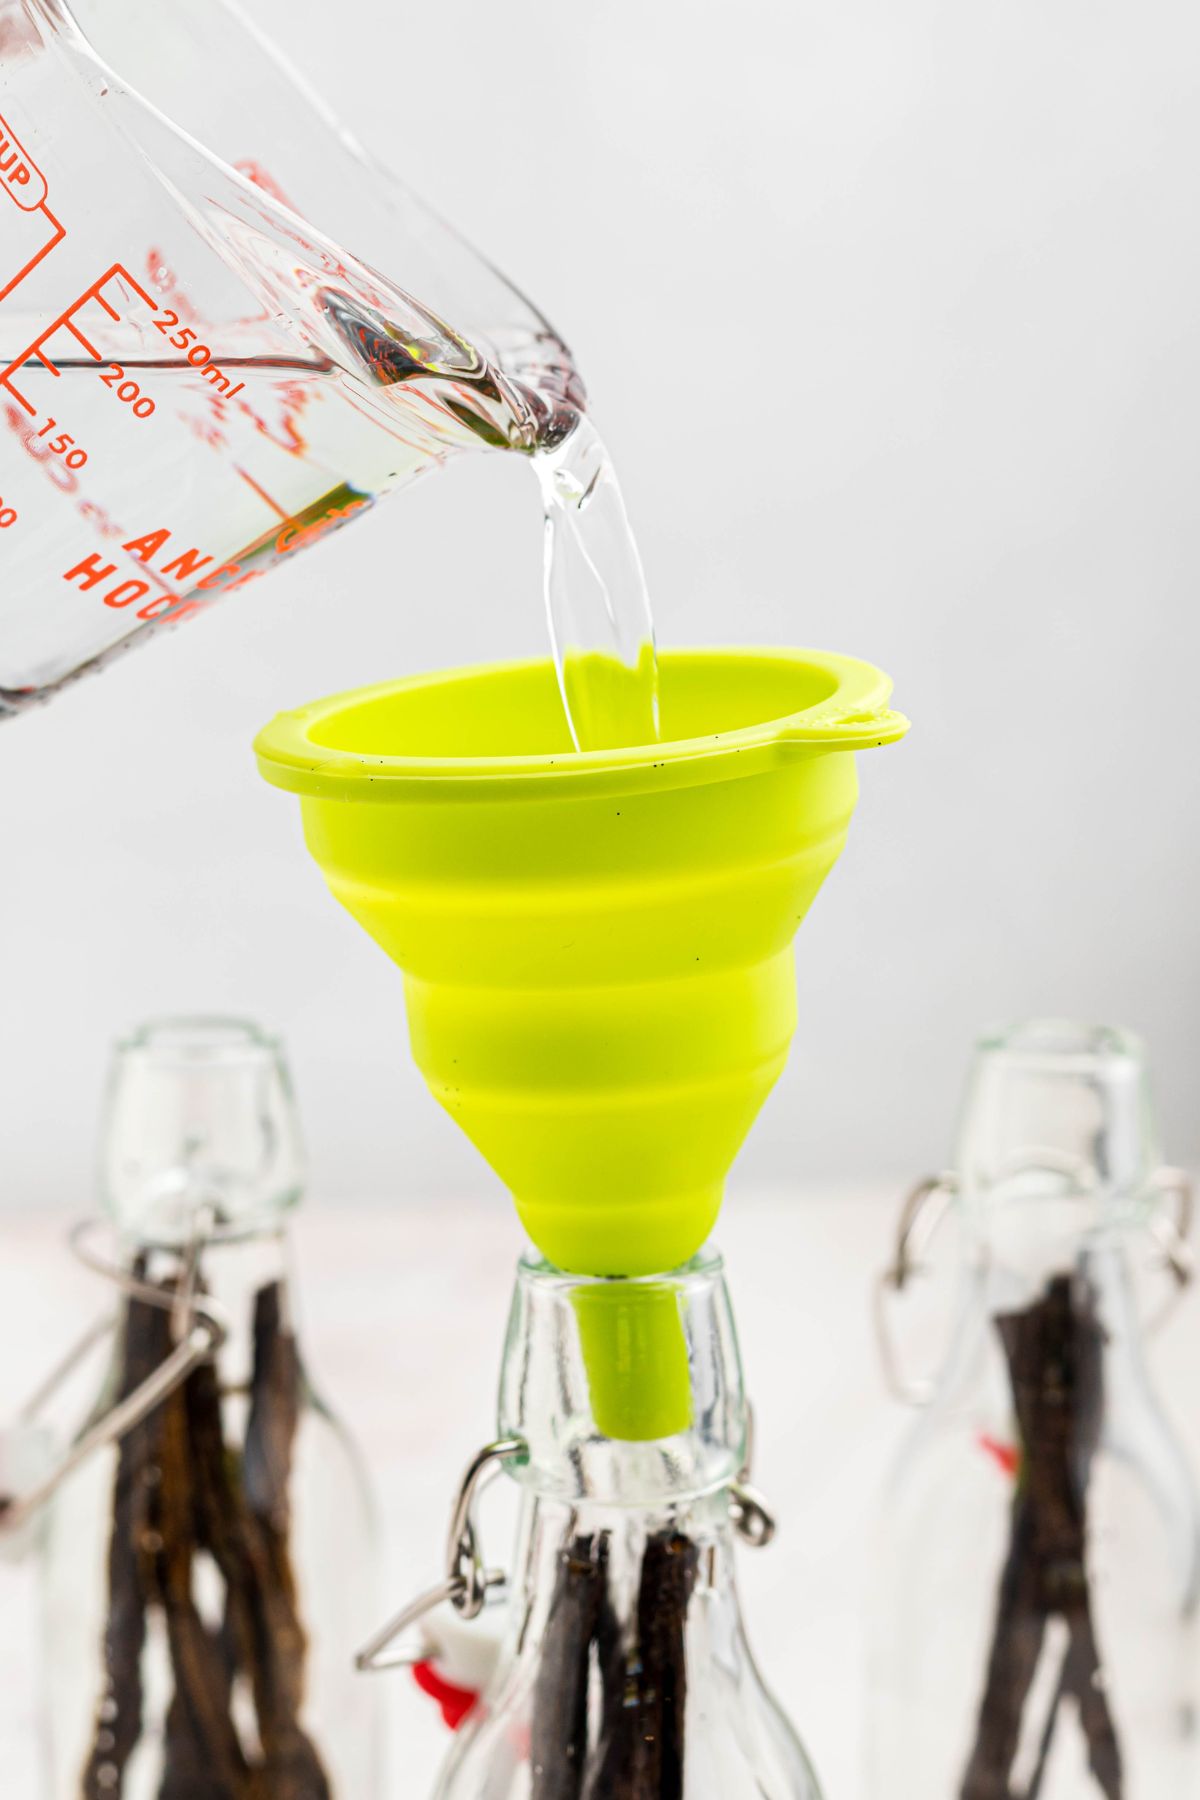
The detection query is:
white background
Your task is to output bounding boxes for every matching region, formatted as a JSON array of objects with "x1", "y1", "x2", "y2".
[{"x1": 4, "y1": 0, "x2": 1200, "y2": 1208}]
